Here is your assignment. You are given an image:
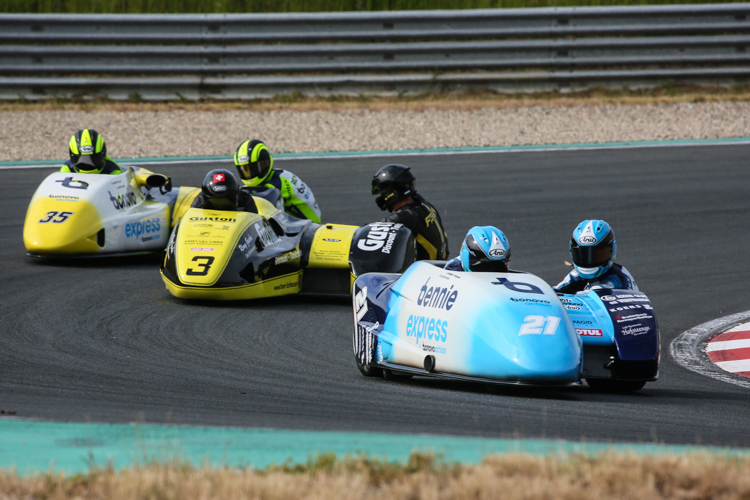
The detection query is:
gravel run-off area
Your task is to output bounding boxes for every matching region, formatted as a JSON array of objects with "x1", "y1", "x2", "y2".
[{"x1": 2, "y1": 101, "x2": 749, "y2": 162}]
